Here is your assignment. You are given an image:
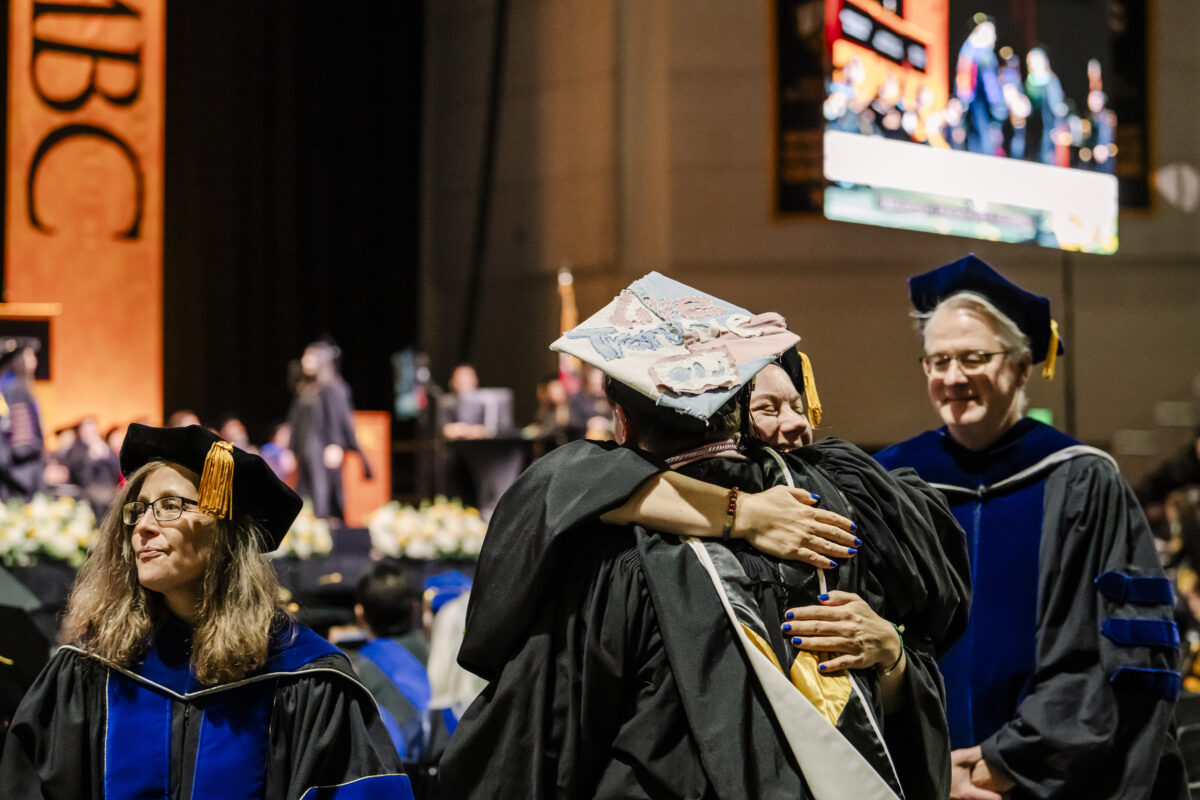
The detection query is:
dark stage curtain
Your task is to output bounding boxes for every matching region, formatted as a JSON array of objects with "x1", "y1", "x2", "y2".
[{"x1": 164, "y1": 1, "x2": 423, "y2": 444}]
